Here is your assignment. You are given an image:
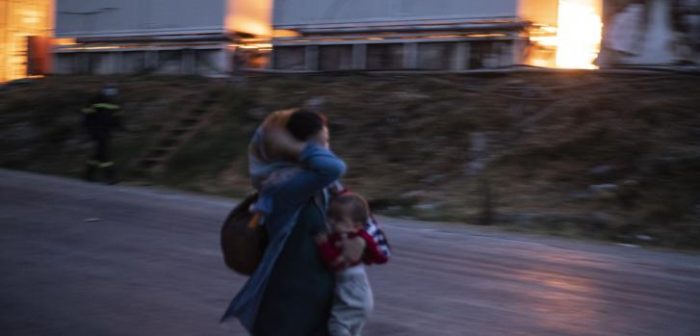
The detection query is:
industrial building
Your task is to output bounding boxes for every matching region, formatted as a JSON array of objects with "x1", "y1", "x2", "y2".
[
  {"x1": 271, "y1": 0, "x2": 700, "y2": 71},
  {"x1": 51, "y1": 0, "x2": 272, "y2": 76},
  {"x1": 270, "y1": 0, "x2": 599, "y2": 71},
  {"x1": 1, "y1": 0, "x2": 698, "y2": 83}
]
